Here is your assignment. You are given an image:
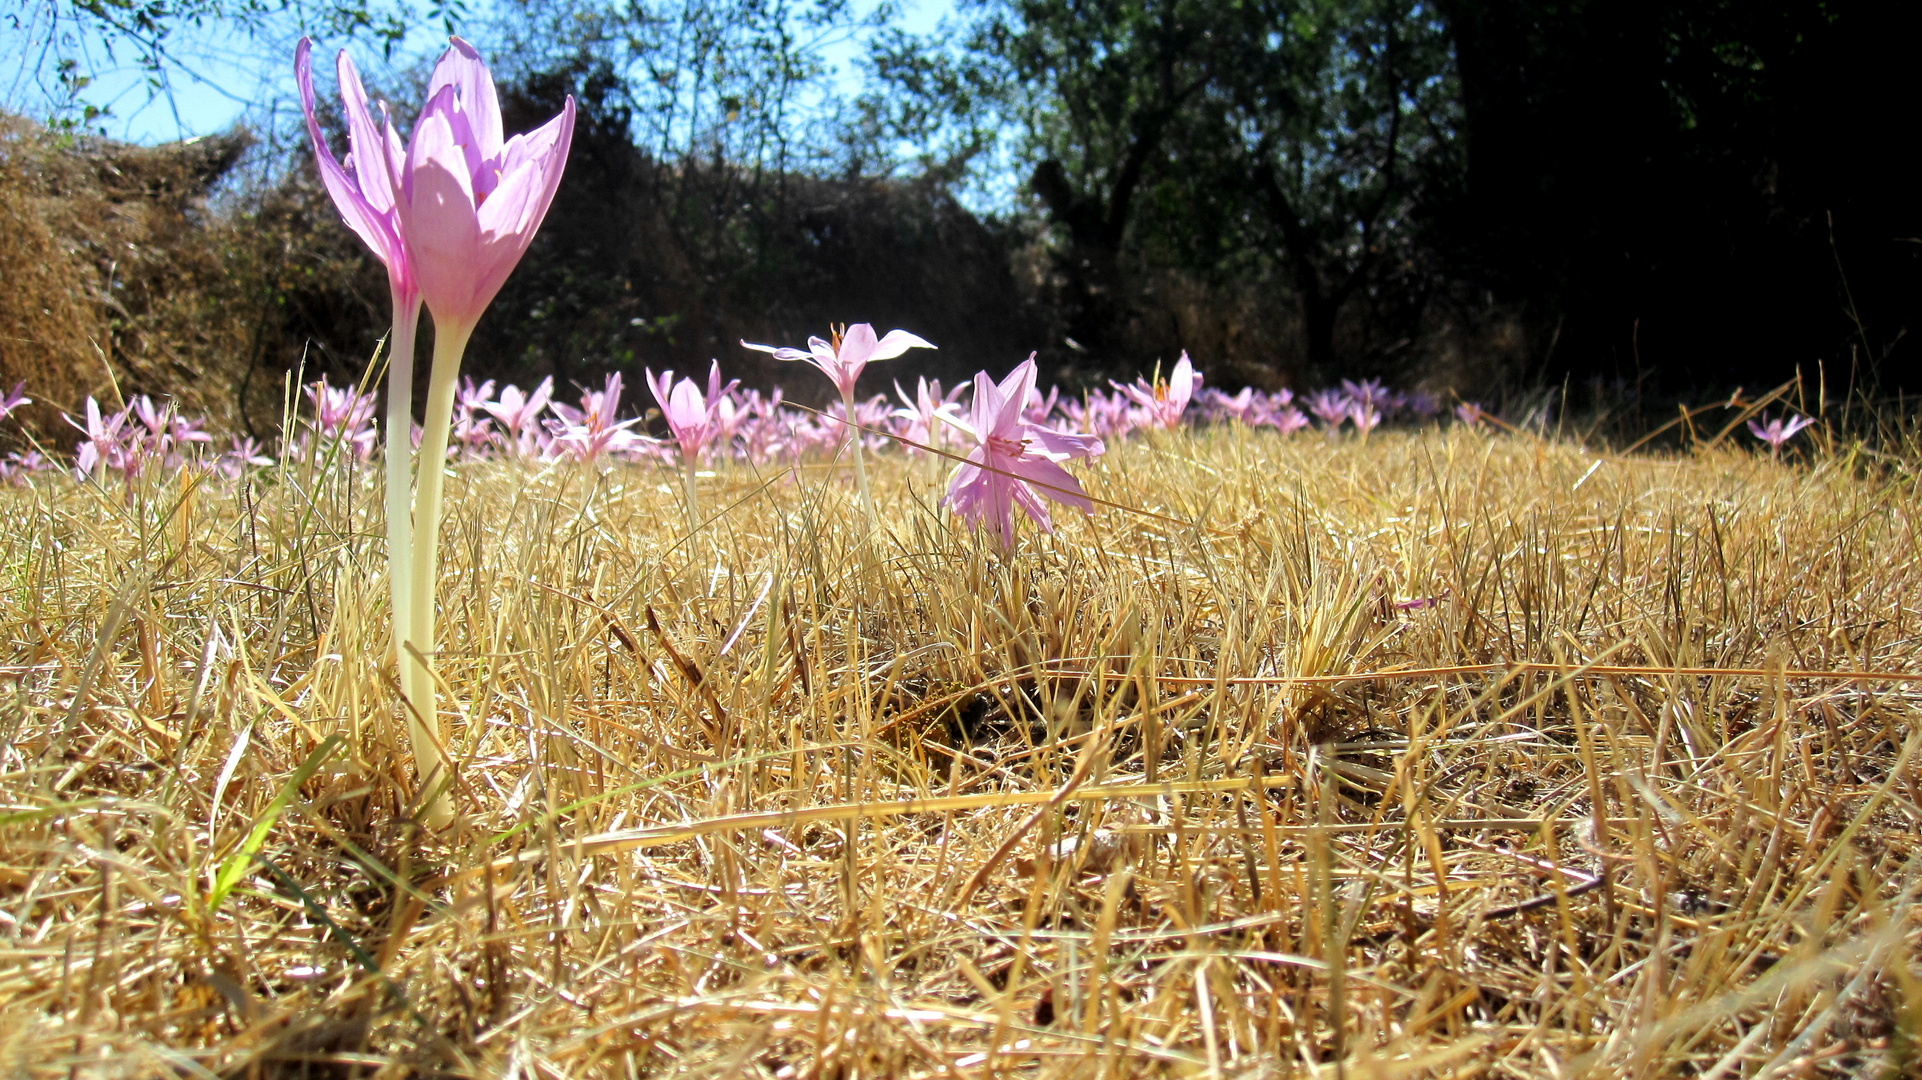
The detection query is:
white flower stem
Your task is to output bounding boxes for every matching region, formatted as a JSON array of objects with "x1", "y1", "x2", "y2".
[
  {"x1": 682, "y1": 450, "x2": 701, "y2": 539},
  {"x1": 382, "y1": 293, "x2": 440, "y2": 821},
  {"x1": 403, "y1": 317, "x2": 474, "y2": 829},
  {"x1": 843, "y1": 387, "x2": 877, "y2": 526}
]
